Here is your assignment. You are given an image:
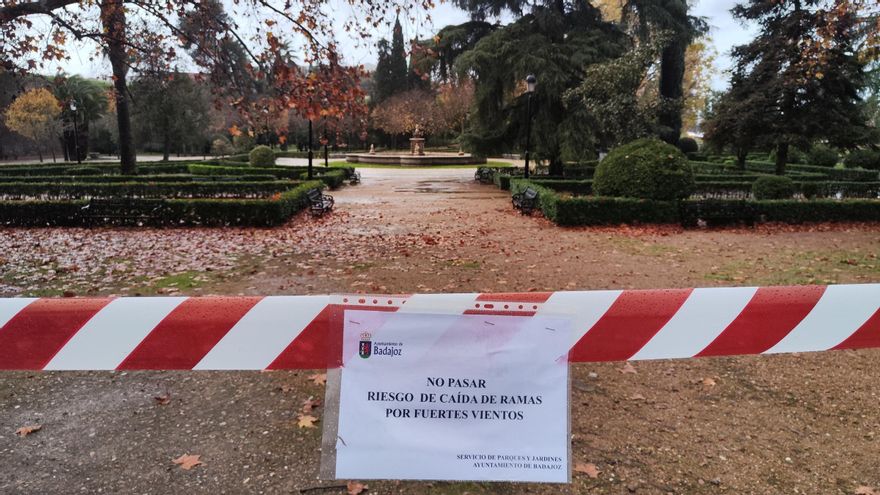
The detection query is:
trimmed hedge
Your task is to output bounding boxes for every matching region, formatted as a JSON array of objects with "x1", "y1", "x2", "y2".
[
  {"x1": 528, "y1": 179, "x2": 593, "y2": 196},
  {"x1": 747, "y1": 160, "x2": 878, "y2": 181},
  {"x1": 0, "y1": 180, "x2": 299, "y2": 200},
  {"x1": 0, "y1": 174, "x2": 277, "y2": 183},
  {"x1": 511, "y1": 179, "x2": 678, "y2": 226},
  {"x1": 681, "y1": 199, "x2": 880, "y2": 225},
  {"x1": 510, "y1": 179, "x2": 880, "y2": 226},
  {"x1": 0, "y1": 180, "x2": 325, "y2": 227},
  {"x1": 188, "y1": 164, "x2": 302, "y2": 179},
  {"x1": 0, "y1": 162, "x2": 191, "y2": 176}
]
